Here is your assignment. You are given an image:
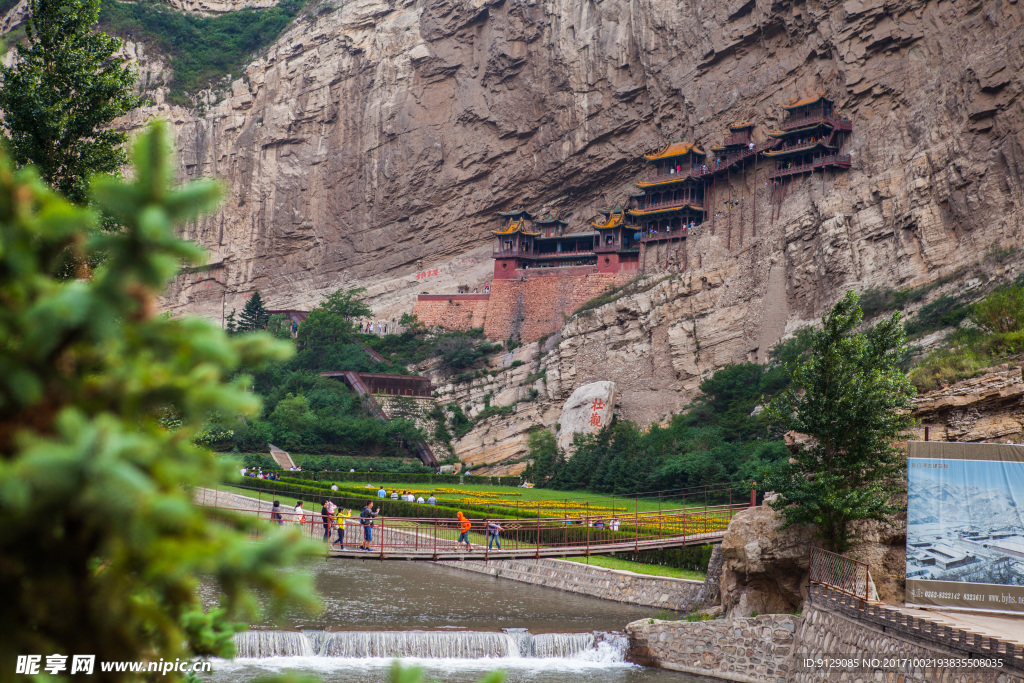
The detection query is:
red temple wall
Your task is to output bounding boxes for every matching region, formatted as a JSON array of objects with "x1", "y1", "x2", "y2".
[
  {"x1": 483, "y1": 269, "x2": 632, "y2": 342},
  {"x1": 412, "y1": 294, "x2": 490, "y2": 331}
]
